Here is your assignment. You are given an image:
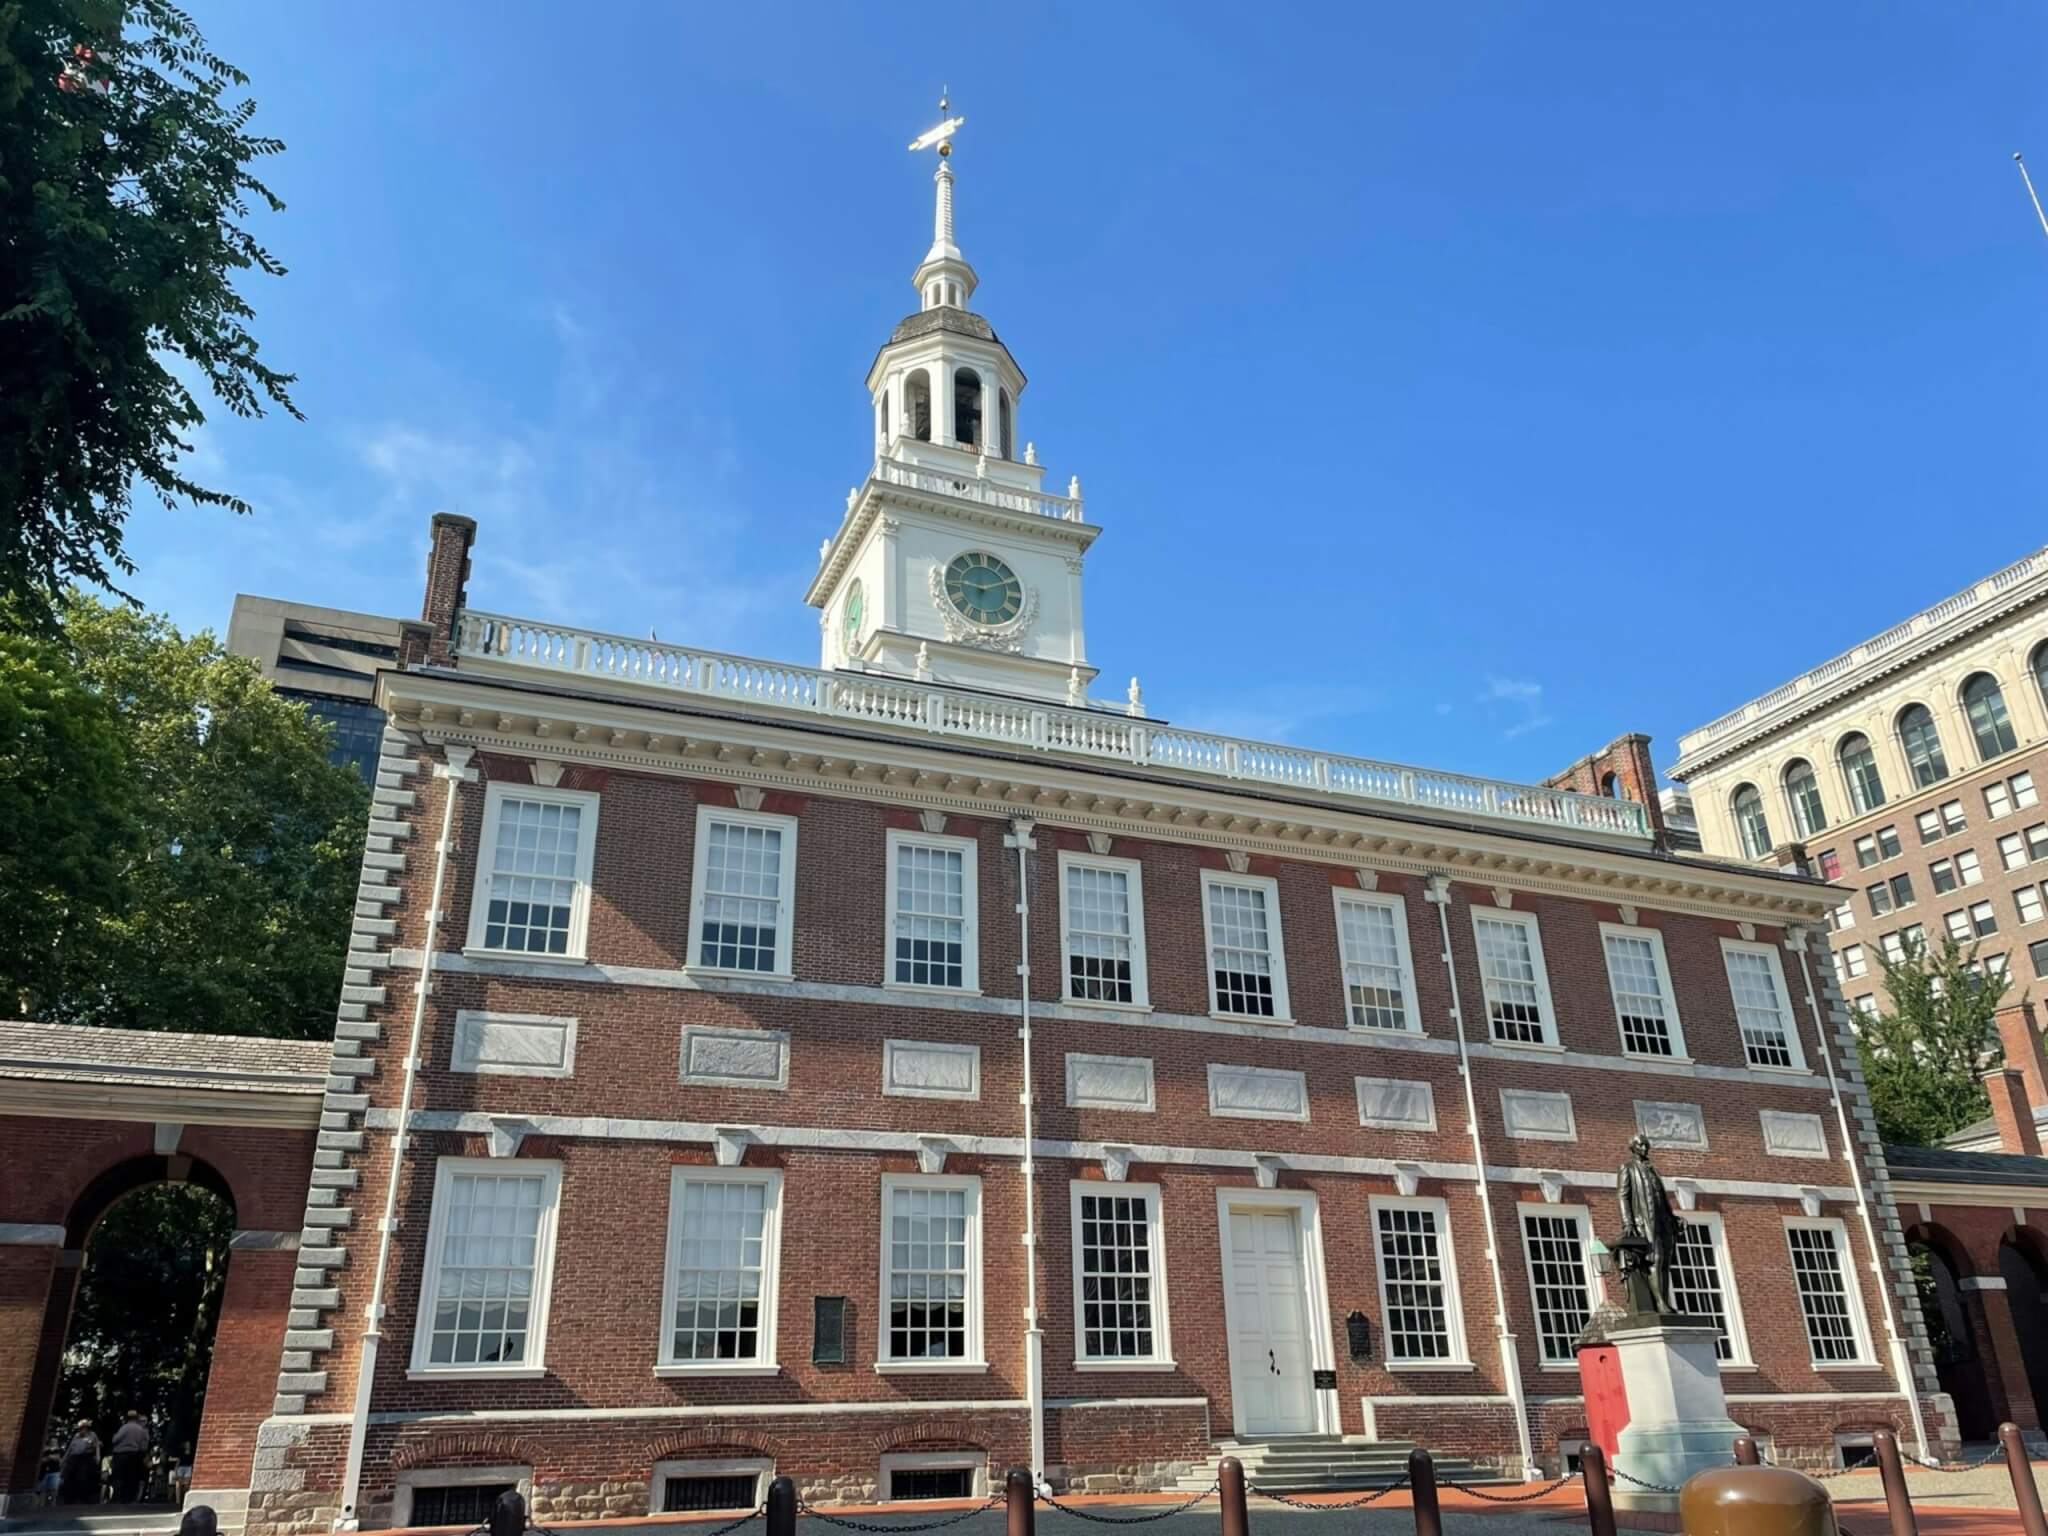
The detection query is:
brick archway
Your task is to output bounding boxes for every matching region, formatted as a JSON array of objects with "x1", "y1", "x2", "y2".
[{"x1": 1904, "y1": 1223, "x2": 1998, "y2": 1440}]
